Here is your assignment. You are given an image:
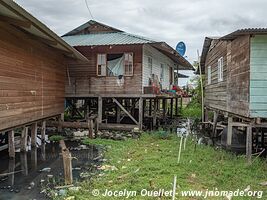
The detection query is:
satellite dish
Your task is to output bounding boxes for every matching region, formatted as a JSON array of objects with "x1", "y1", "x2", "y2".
[{"x1": 176, "y1": 42, "x2": 186, "y2": 56}]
